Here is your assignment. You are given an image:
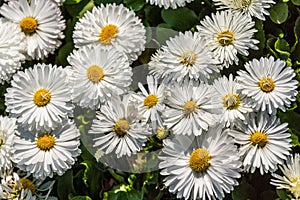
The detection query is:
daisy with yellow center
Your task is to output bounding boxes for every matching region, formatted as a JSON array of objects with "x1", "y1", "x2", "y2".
[
  {"x1": 237, "y1": 56, "x2": 298, "y2": 115},
  {"x1": 5, "y1": 63, "x2": 73, "y2": 132},
  {"x1": 73, "y1": 3, "x2": 146, "y2": 62},
  {"x1": 228, "y1": 111, "x2": 291, "y2": 174},
  {"x1": 159, "y1": 125, "x2": 241, "y2": 199},
  {"x1": 12, "y1": 121, "x2": 81, "y2": 179}
]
